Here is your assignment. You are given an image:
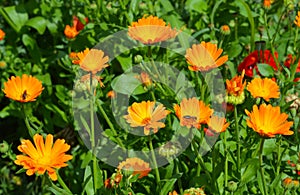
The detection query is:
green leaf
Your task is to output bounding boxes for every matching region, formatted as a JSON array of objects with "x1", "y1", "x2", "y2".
[
  {"x1": 240, "y1": 158, "x2": 260, "y2": 186},
  {"x1": 22, "y1": 34, "x2": 41, "y2": 64},
  {"x1": 82, "y1": 166, "x2": 94, "y2": 195},
  {"x1": 44, "y1": 103, "x2": 68, "y2": 123},
  {"x1": 116, "y1": 54, "x2": 132, "y2": 71},
  {"x1": 158, "y1": 178, "x2": 177, "y2": 195},
  {"x1": 257, "y1": 63, "x2": 274, "y2": 77},
  {"x1": 226, "y1": 42, "x2": 243, "y2": 59},
  {"x1": 111, "y1": 73, "x2": 144, "y2": 95},
  {"x1": 1, "y1": 5, "x2": 28, "y2": 32},
  {"x1": 186, "y1": 0, "x2": 208, "y2": 13},
  {"x1": 25, "y1": 16, "x2": 47, "y2": 34}
]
